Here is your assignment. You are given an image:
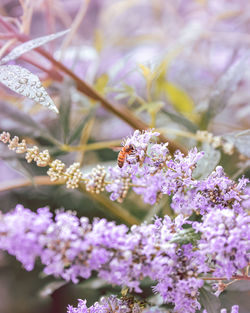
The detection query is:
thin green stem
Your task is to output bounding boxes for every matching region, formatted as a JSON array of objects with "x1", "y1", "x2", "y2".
[
  {"x1": 60, "y1": 139, "x2": 121, "y2": 152},
  {"x1": 79, "y1": 183, "x2": 140, "y2": 226}
]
